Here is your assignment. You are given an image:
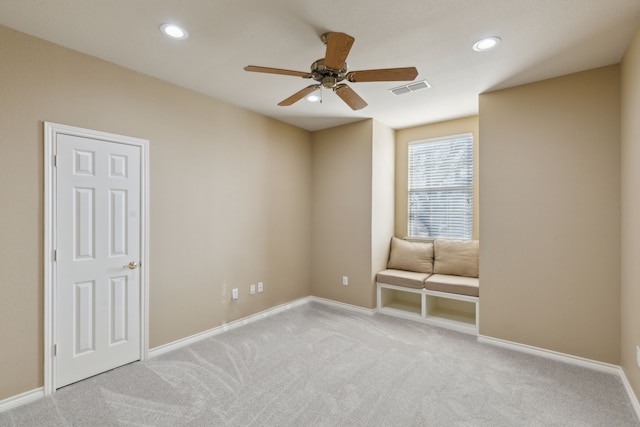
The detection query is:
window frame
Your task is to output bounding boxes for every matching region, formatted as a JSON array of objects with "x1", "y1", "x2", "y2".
[{"x1": 407, "y1": 132, "x2": 474, "y2": 240}]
